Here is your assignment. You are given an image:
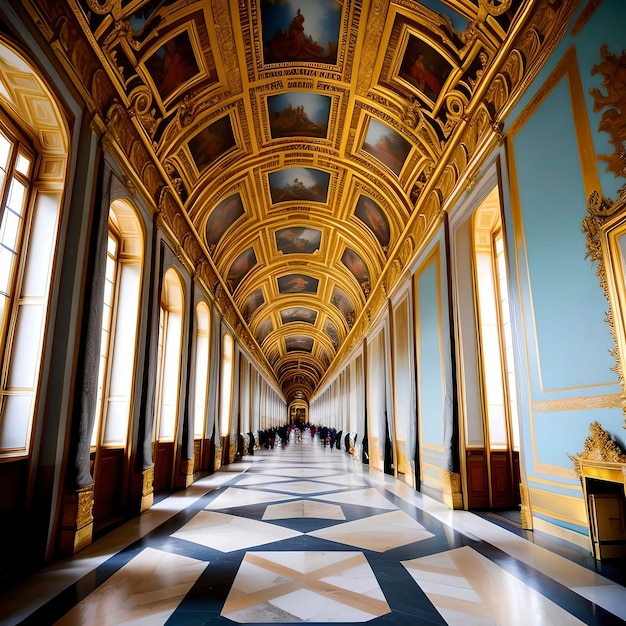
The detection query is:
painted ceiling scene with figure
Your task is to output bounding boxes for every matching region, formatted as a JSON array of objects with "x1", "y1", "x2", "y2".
[{"x1": 261, "y1": 0, "x2": 342, "y2": 65}]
